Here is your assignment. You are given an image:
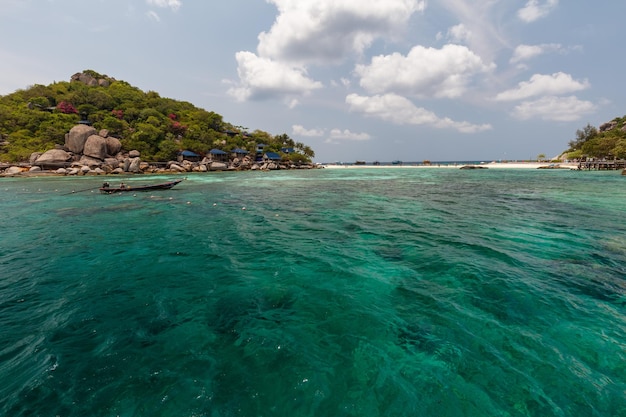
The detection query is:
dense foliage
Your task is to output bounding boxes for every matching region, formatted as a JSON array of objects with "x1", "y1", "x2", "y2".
[
  {"x1": 566, "y1": 117, "x2": 626, "y2": 160},
  {"x1": 0, "y1": 70, "x2": 314, "y2": 163}
]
